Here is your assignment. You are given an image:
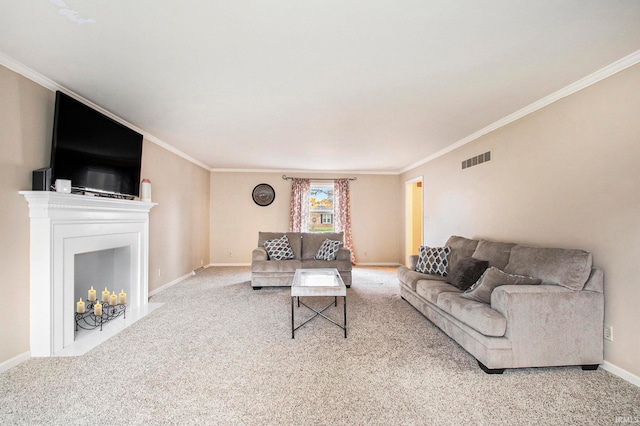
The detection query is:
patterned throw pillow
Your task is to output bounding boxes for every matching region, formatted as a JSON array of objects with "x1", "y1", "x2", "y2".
[
  {"x1": 314, "y1": 239, "x2": 343, "y2": 261},
  {"x1": 263, "y1": 235, "x2": 295, "y2": 260},
  {"x1": 415, "y1": 246, "x2": 451, "y2": 276}
]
